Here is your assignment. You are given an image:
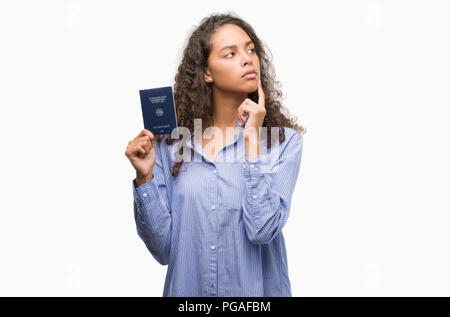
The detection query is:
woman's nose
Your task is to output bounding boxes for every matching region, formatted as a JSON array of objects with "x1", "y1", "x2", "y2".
[{"x1": 241, "y1": 52, "x2": 253, "y2": 66}]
